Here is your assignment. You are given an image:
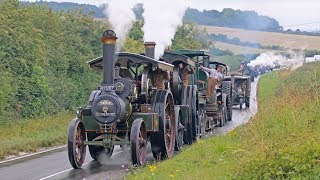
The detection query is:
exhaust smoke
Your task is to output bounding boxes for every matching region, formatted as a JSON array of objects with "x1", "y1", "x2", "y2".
[
  {"x1": 105, "y1": 0, "x2": 138, "y2": 50},
  {"x1": 142, "y1": 0, "x2": 187, "y2": 59},
  {"x1": 248, "y1": 51, "x2": 305, "y2": 70}
]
